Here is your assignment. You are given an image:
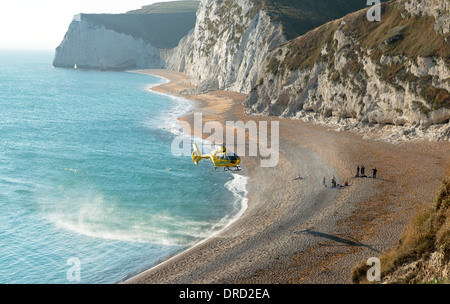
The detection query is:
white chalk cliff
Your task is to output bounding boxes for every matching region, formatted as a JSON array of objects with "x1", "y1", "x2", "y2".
[
  {"x1": 165, "y1": 0, "x2": 372, "y2": 94},
  {"x1": 53, "y1": 15, "x2": 164, "y2": 70},
  {"x1": 165, "y1": 0, "x2": 286, "y2": 94},
  {"x1": 53, "y1": 0, "x2": 450, "y2": 142},
  {"x1": 244, "y1": 0, "x2": 450, "y2": 142}
]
